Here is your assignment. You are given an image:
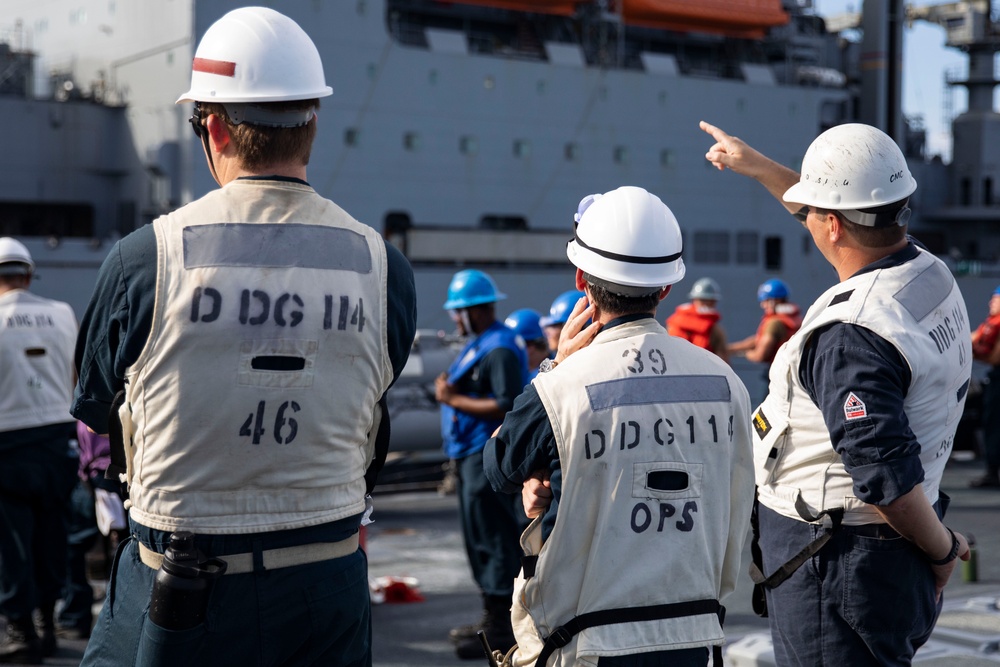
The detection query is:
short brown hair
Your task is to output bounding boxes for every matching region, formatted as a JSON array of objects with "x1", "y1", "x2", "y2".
[
  {"x1": 200, "y1": 100, "x2": 319, "y2": 171},
  {"x1": 586, "y1": 281, "x2": 661, "y2": 316},
  {"x1": 0, "y1": 273, "x2": 29, "y2": 289}
]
